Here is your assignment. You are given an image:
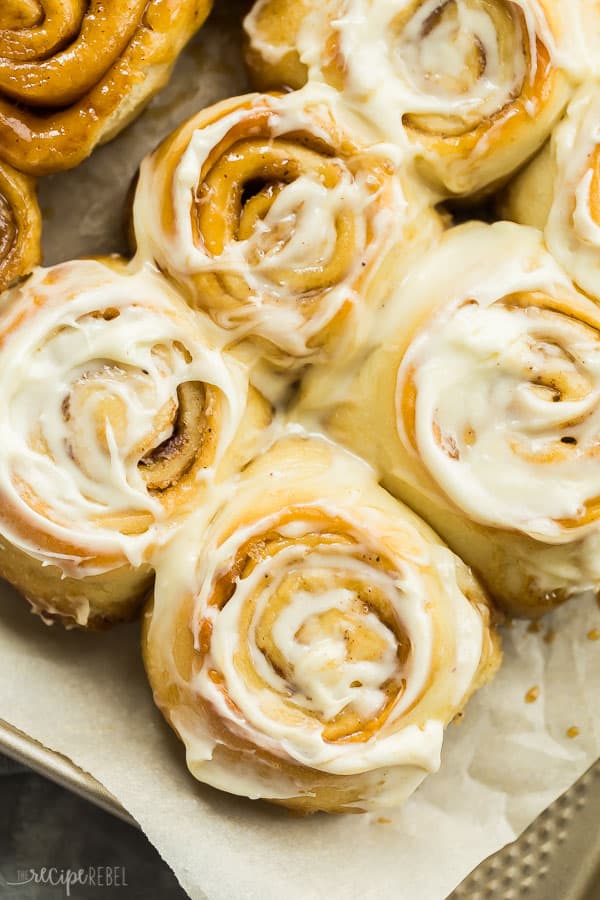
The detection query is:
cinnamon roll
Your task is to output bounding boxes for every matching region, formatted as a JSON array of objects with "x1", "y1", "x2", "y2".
[
  {"x1": 244, "y1": 0, "x2": 572, "y2": 196},
  {"x1": 500, "y1": 84, "x2": 600, "y2": 301},
  {"x1": 0, "y1": 160, "x2": 41, "y2": 293},
  {"x1": 0, "y1": 258, "x2": 270, "y2": 627},
  {"x1": 0, "y1": 0, "x2": 213, "y2": 175},
  {"x1": 300, "y1": 222, "x2": 600, "y2": 618},
  {"x1": 143, "y1": 434, "x2": 500, "y2": 813},
  {"x1": 132, "y1": 86, "x2": 443, "y2": 373}
]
